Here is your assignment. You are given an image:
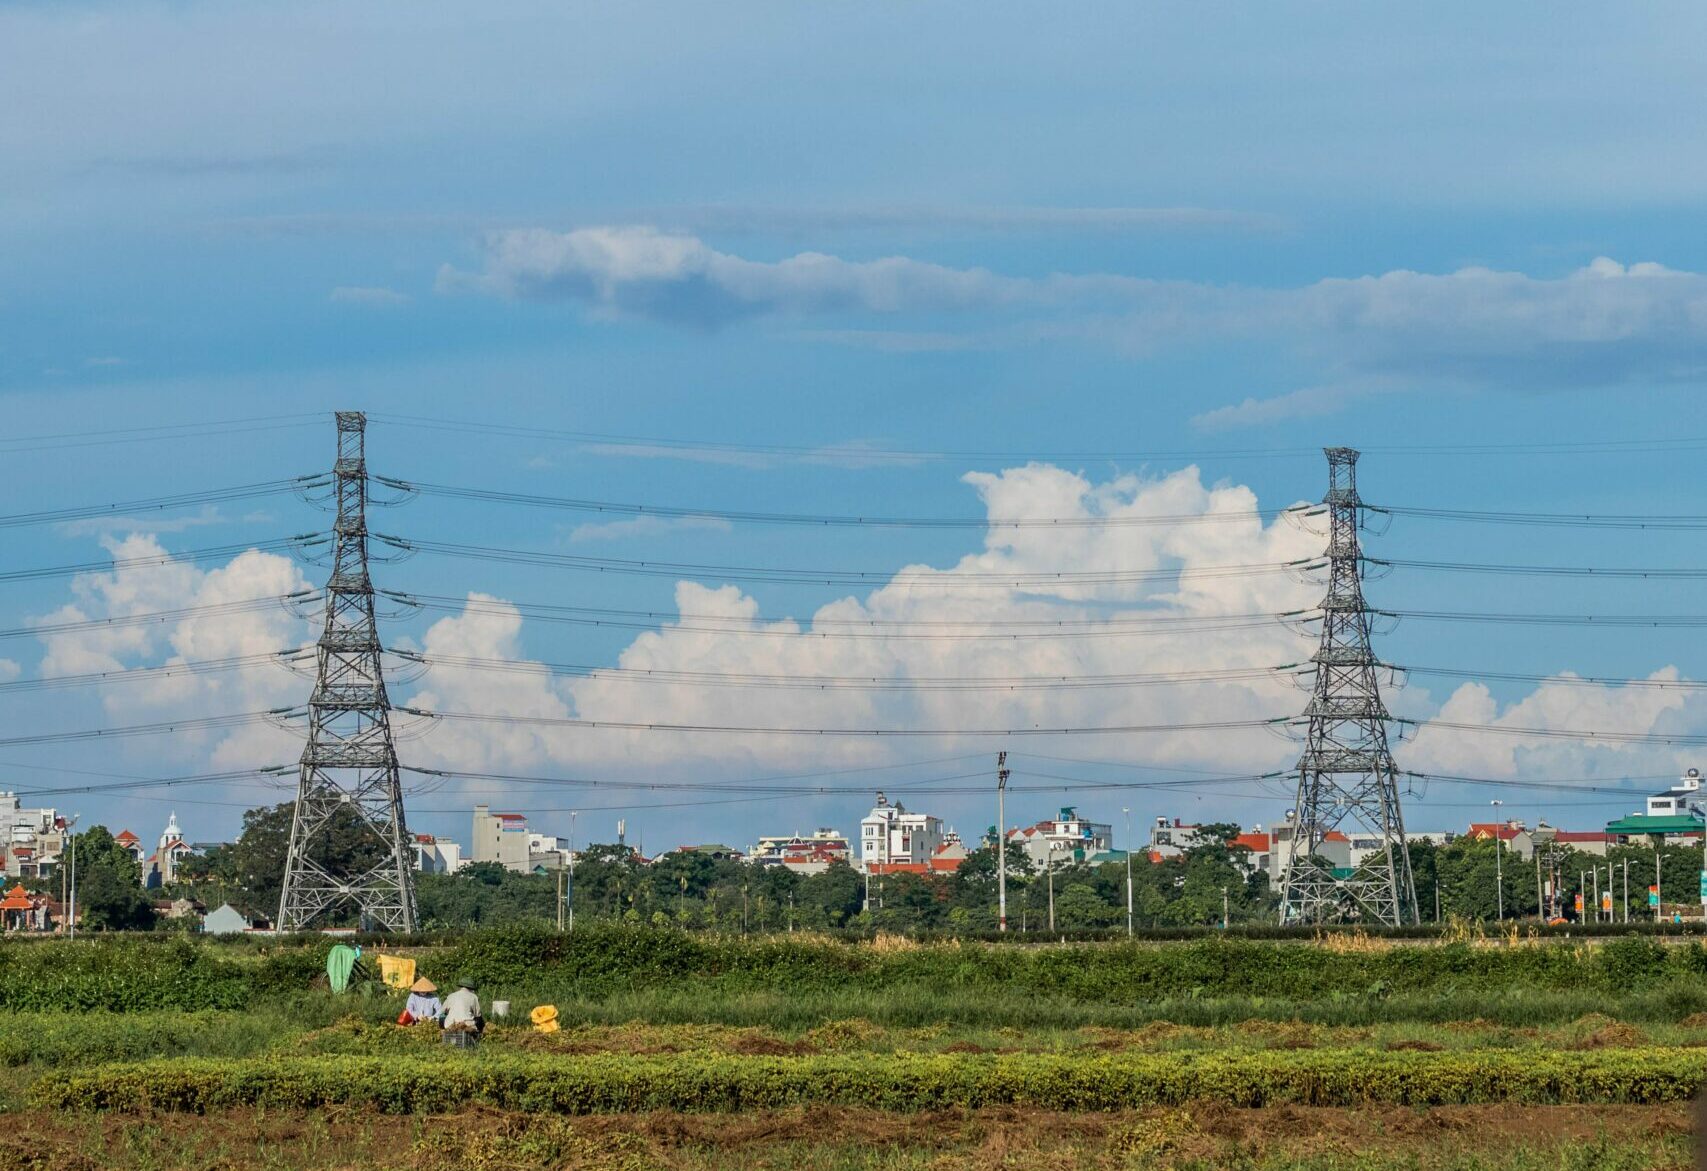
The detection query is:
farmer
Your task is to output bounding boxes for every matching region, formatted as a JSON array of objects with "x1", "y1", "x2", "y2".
[
  {"x1": 403, "y1": 977, "x2": 442, "y2": 1023},
  {"x1": 441, "y1": 977, "x2": 484, "y2": 1036}
]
